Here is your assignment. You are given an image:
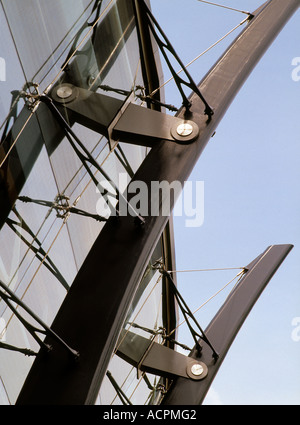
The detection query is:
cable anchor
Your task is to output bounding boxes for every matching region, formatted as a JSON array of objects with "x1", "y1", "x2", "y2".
[{"x1": 20, "y1": 81, "x2": 41, "y2": 112}]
